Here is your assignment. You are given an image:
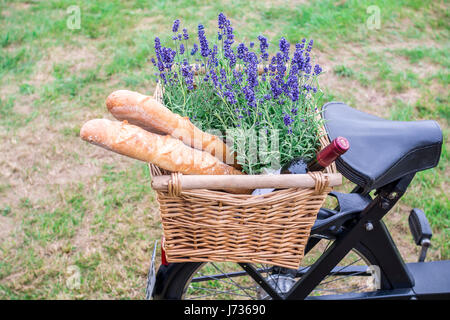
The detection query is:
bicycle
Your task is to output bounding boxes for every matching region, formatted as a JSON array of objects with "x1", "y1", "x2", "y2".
[{"x1": 146, "y1": 101, "x2": 448, "y2": 300}]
